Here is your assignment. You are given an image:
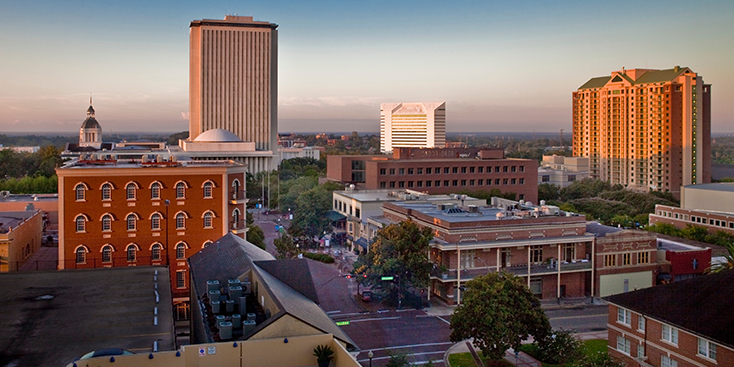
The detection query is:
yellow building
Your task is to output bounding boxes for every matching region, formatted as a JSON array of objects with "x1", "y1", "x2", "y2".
[
  {"x1": 0, "y1": 210, "x2": 43, "y2": 272},
  {"x1": 572, "y1": 67, "x2": 711, "y2": 198}
]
